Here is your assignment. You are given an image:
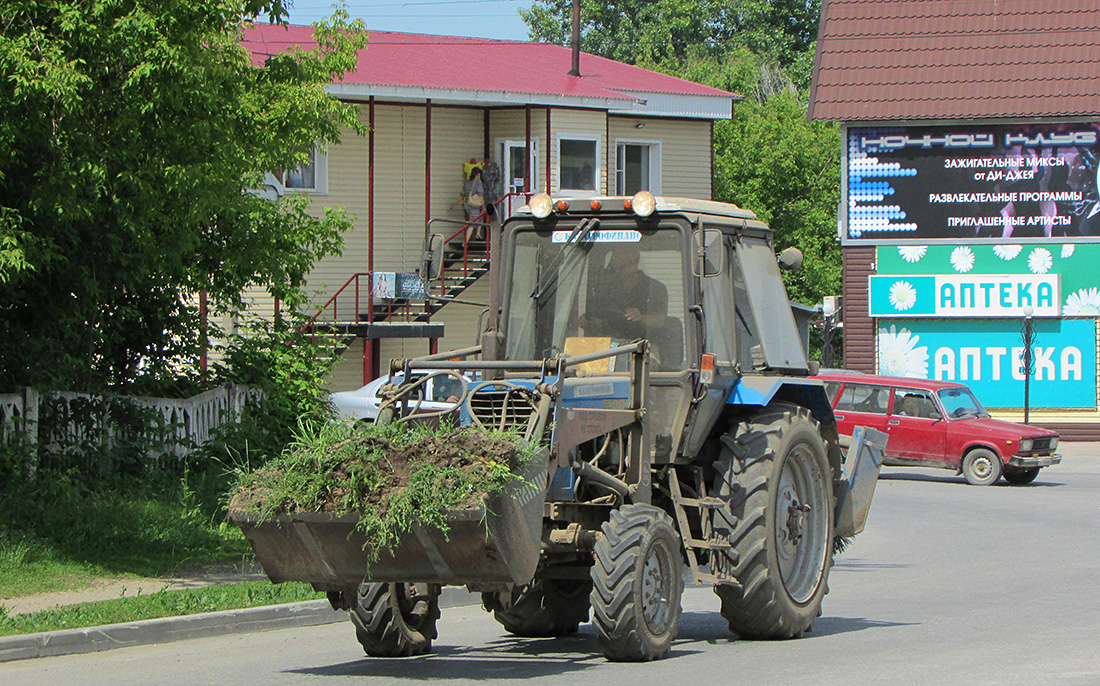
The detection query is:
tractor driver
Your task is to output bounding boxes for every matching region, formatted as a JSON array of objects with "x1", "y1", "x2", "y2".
[{"x1": 579, "y1": 244, "x2": 669, "y2": 341}]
